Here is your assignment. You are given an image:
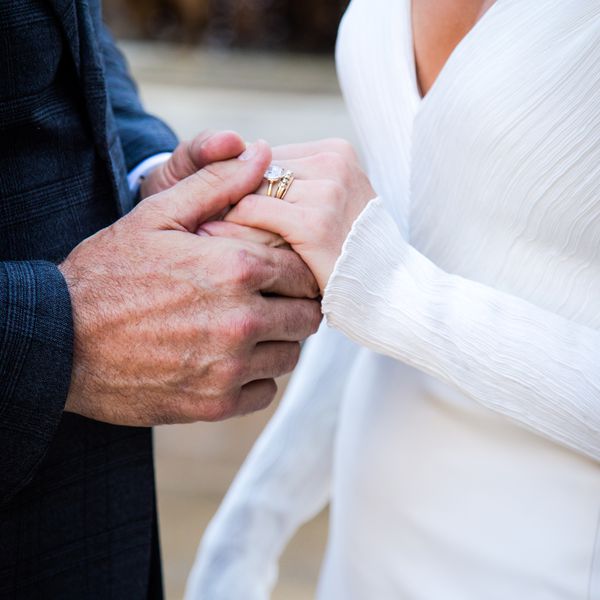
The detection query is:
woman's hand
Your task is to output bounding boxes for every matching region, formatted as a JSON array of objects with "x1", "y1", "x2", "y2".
[{"x1": 222, "y1": 138, "x2": 376, "y2": 292}]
